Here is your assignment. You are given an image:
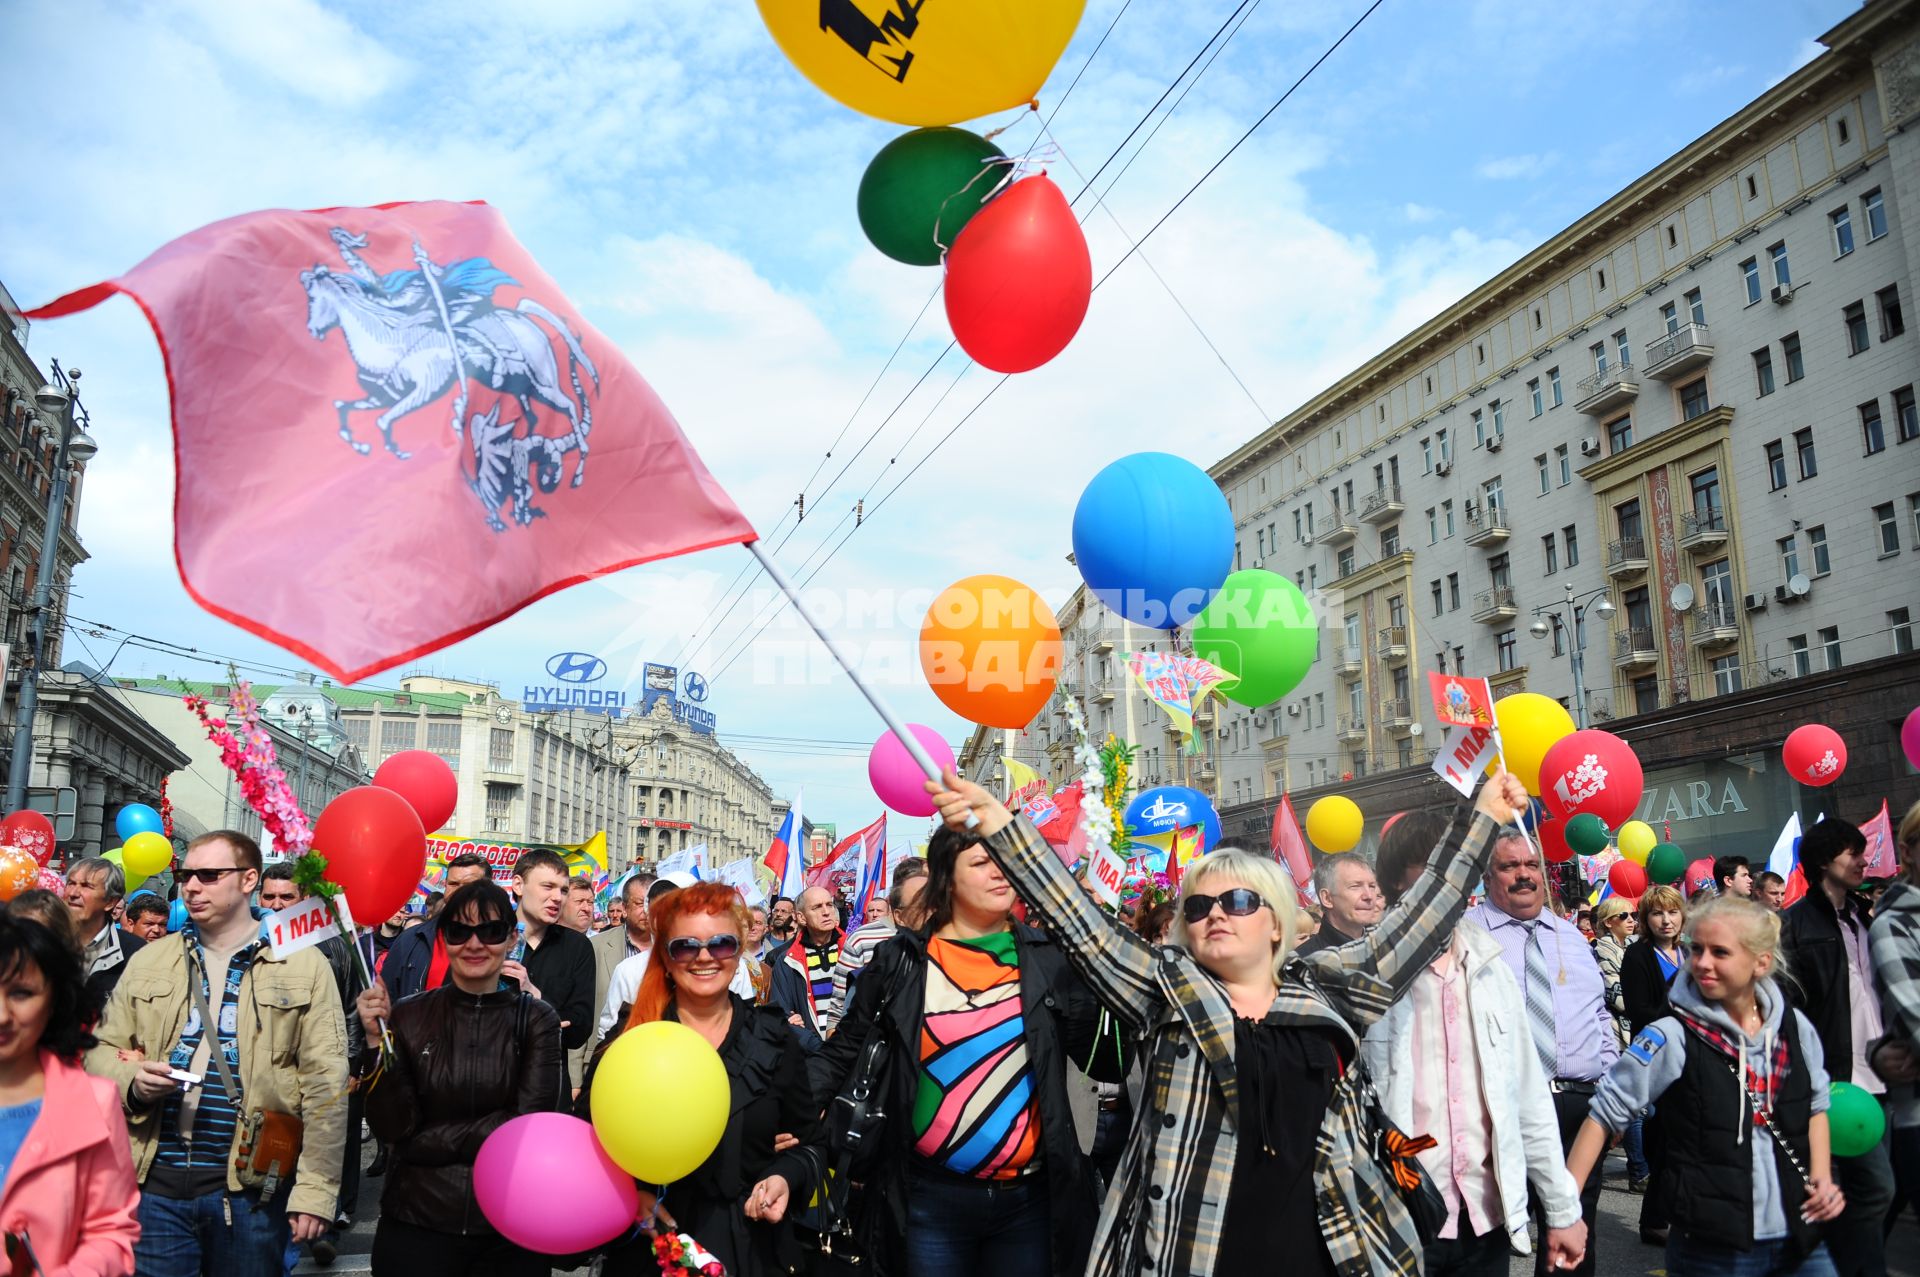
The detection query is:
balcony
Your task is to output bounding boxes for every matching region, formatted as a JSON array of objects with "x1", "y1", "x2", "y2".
[
  {"x1": 1090, "y1": 636, "x2": 1114, "y2": 654},
  {"x1": 1092, "y1": 687, "x2": 1115, "y2": 704},
  {"x1": 1378, "y1": 698, "x2": 1414, "y2": 731},
  {"x1": 1689, "y1": 601, "x2": 1741, "y2": 649},
  {"x1": 1336, "y1": 716, "x2": 1367, "y2": 742},
  {"x1": 483, "y1": 764, "x2": 523, "y2": 785},
  {"x1": 1679, "y1": 509, "x2": 1729, "y2": 553},
  {"x1": 1375, "y1": 625, "x2": 1409, "y2": 663},
  {"x1": 1360, "y1": 484, "x2": 1405, "y2": 525},
  {"x1": 1643, "y1": 323, "x2": 1715, "y2": 380},
  {"x1": 1333, "y1": 645, "x2": 1364, "y2": 677},
  {"x1": 1606, "y1": 536, "x2": 1650, "y2": 579},
  {"x1": 1313, "y1": 513, "x2": 1358, "y2": 547},
  {"x1": 1574, "y1": 363, "x2": 1641, "y2": 416},
  {"x1": 1471, "y1": 586, "x2": 1518, "y2": 624},
  {"x1": 1463, "y1": 506, "x2": 1510, "y2": 547},
  {"x1": 1613, "y1": 627, "x2": 1658, "y2": 669}
]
